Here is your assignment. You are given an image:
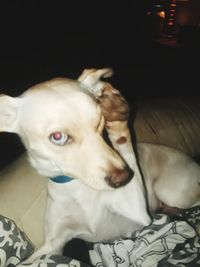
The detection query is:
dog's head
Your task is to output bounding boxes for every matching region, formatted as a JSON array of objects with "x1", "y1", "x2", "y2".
[{"x1": 0, "y1": 69, "x2": 133, "y2": 190}]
